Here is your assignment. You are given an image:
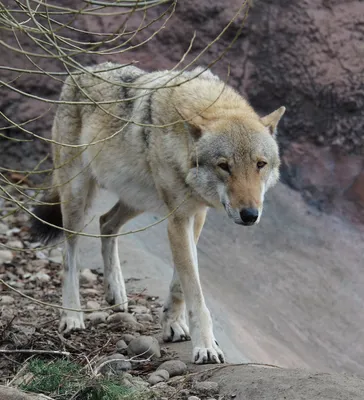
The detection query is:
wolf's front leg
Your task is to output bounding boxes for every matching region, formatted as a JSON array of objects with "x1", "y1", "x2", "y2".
[
  {"x1": 167, "y1": 215, "x2": 225, "y2": 364},
  {"x1": 161, "y1": 268, "x2": 190, "y2": 342}
]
